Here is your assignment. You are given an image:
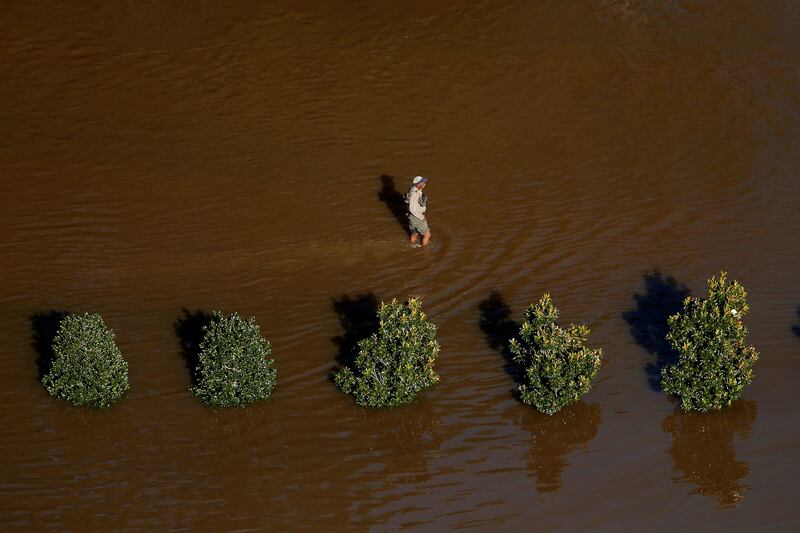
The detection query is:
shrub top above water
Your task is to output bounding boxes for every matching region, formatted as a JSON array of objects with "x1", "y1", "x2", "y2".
[
  {"x1": 334, "y1": 297, "x2": 440, "y2": 409},
  {"x1": 510, "y1": 294, "x2": 602, "y2": 415},
  {"x1": 41, "y1": 312, "x2": 129, "y2": 408},
  {"x1": 191, "y1": 311, "x2": 277, "y2": 407},
  {"x1": 662, "y1": 272, "x2": 758, "y2": 412}
]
